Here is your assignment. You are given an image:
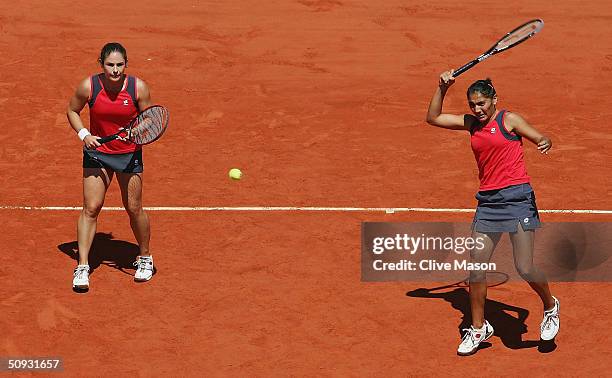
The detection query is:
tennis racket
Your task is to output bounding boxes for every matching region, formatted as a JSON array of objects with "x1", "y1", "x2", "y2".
[
  {"x1": 452, "y1": 19, "x2": 544, "y2": 77},
  {"x1": 97, "y1": 105, "x2": 169, "y2": 145}
]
